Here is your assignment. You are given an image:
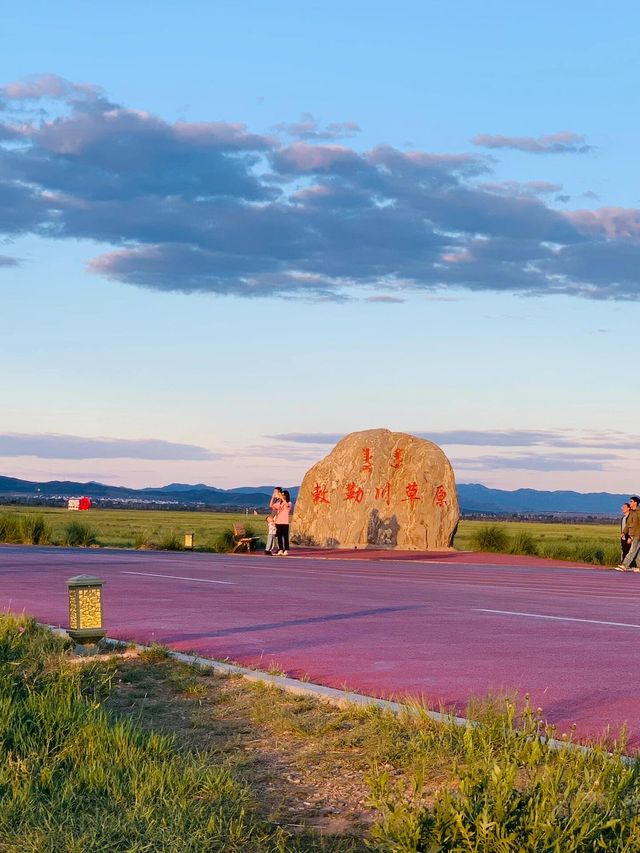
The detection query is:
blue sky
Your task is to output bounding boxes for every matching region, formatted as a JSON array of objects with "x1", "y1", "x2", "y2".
[{"x1": 2, "y1": 1, "x2": 639, "y2": 491}]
